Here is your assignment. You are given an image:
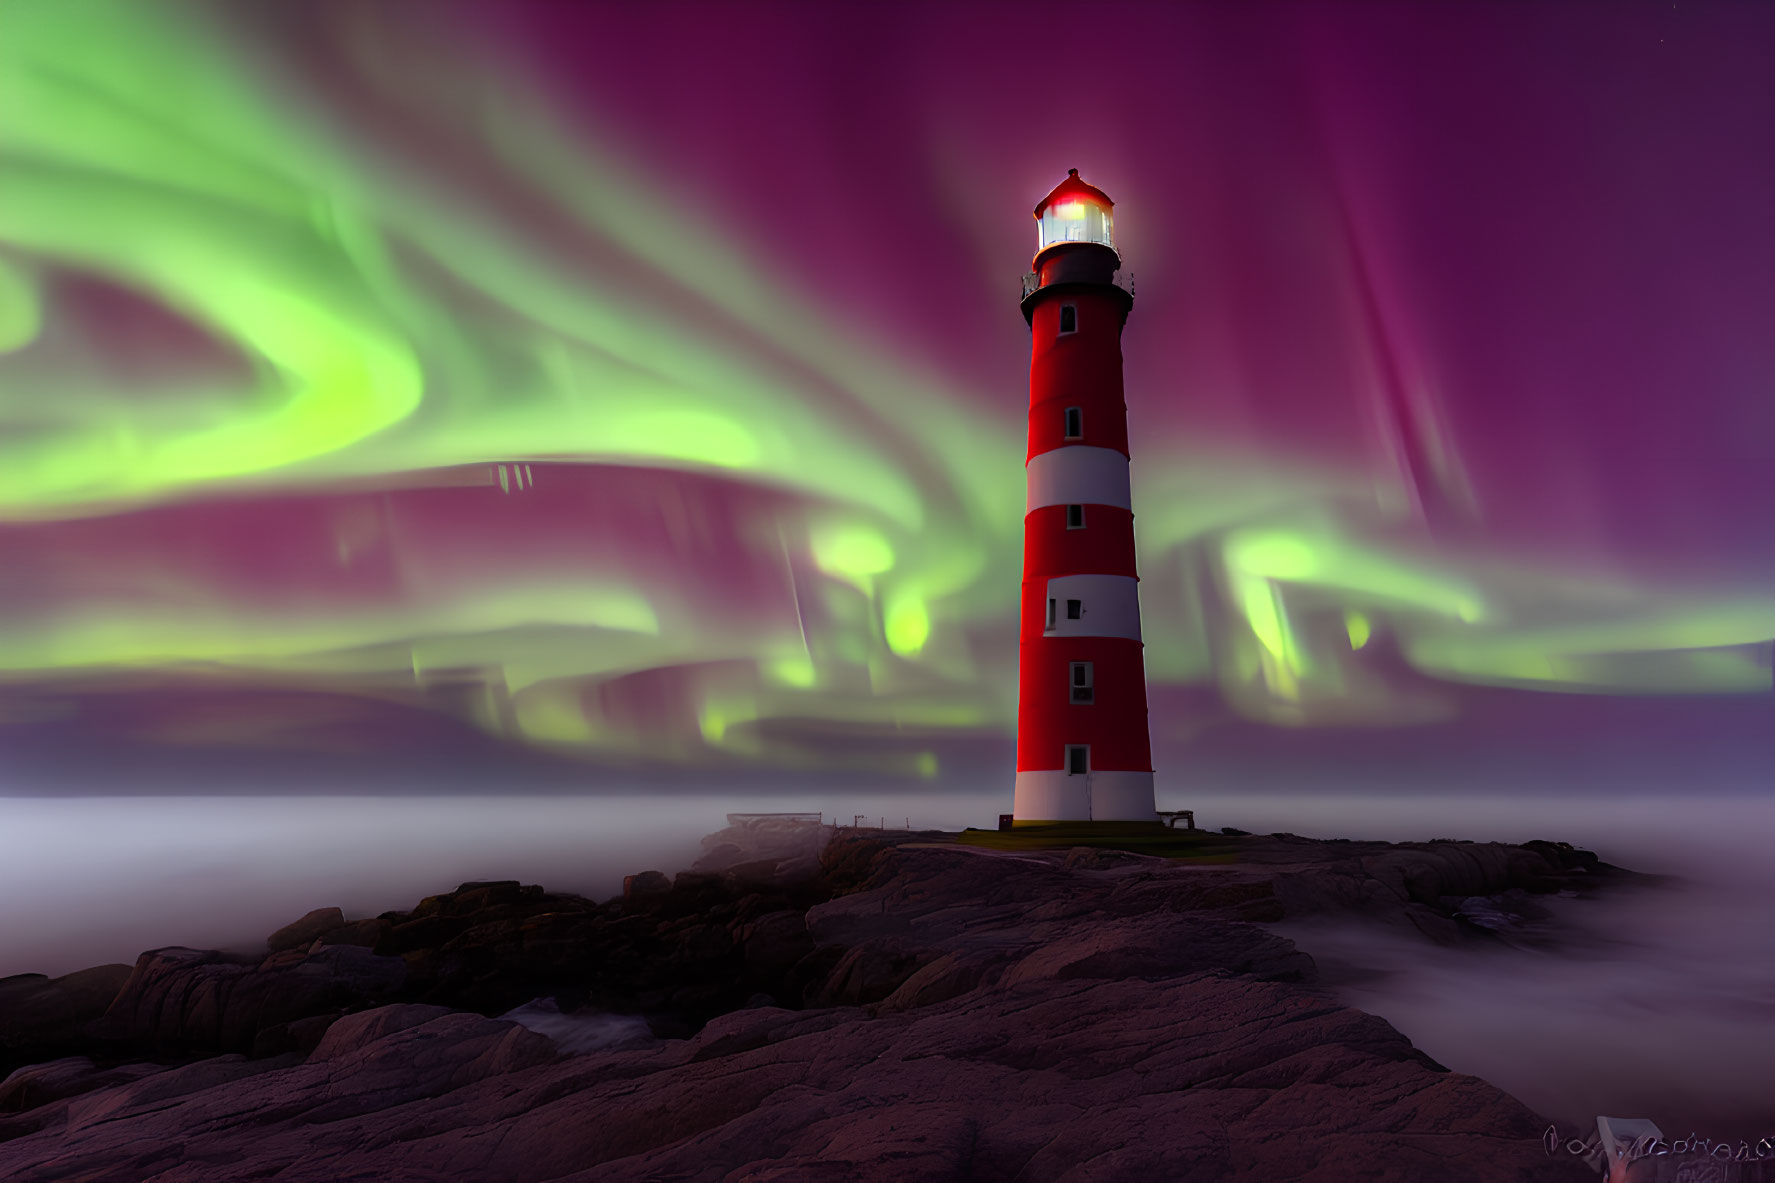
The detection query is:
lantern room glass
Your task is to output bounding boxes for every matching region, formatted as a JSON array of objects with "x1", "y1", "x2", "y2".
[{"x1": 1038, "y1": 200, "x2": 1113, "y2": 251}]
